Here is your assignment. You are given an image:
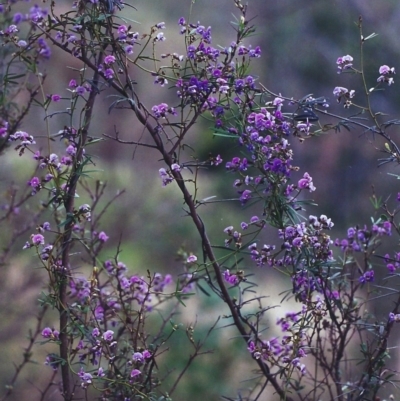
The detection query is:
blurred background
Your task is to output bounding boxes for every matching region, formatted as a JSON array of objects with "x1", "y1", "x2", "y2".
[{"x1": 2, "y1": 0, "x2": 400, "y2": 400}]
